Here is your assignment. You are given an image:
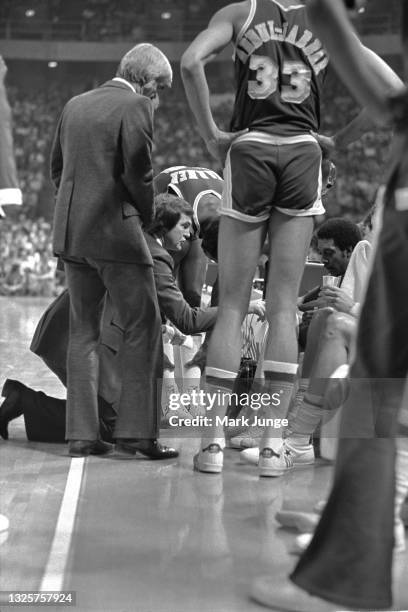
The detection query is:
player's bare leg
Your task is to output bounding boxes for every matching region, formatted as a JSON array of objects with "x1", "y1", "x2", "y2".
[
  {"x1": 194, "y1": 215, "x2": 267, "y2": 473},
  {"x1": 258, "y1": 211, "x2": 313, "y2": 476}
]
